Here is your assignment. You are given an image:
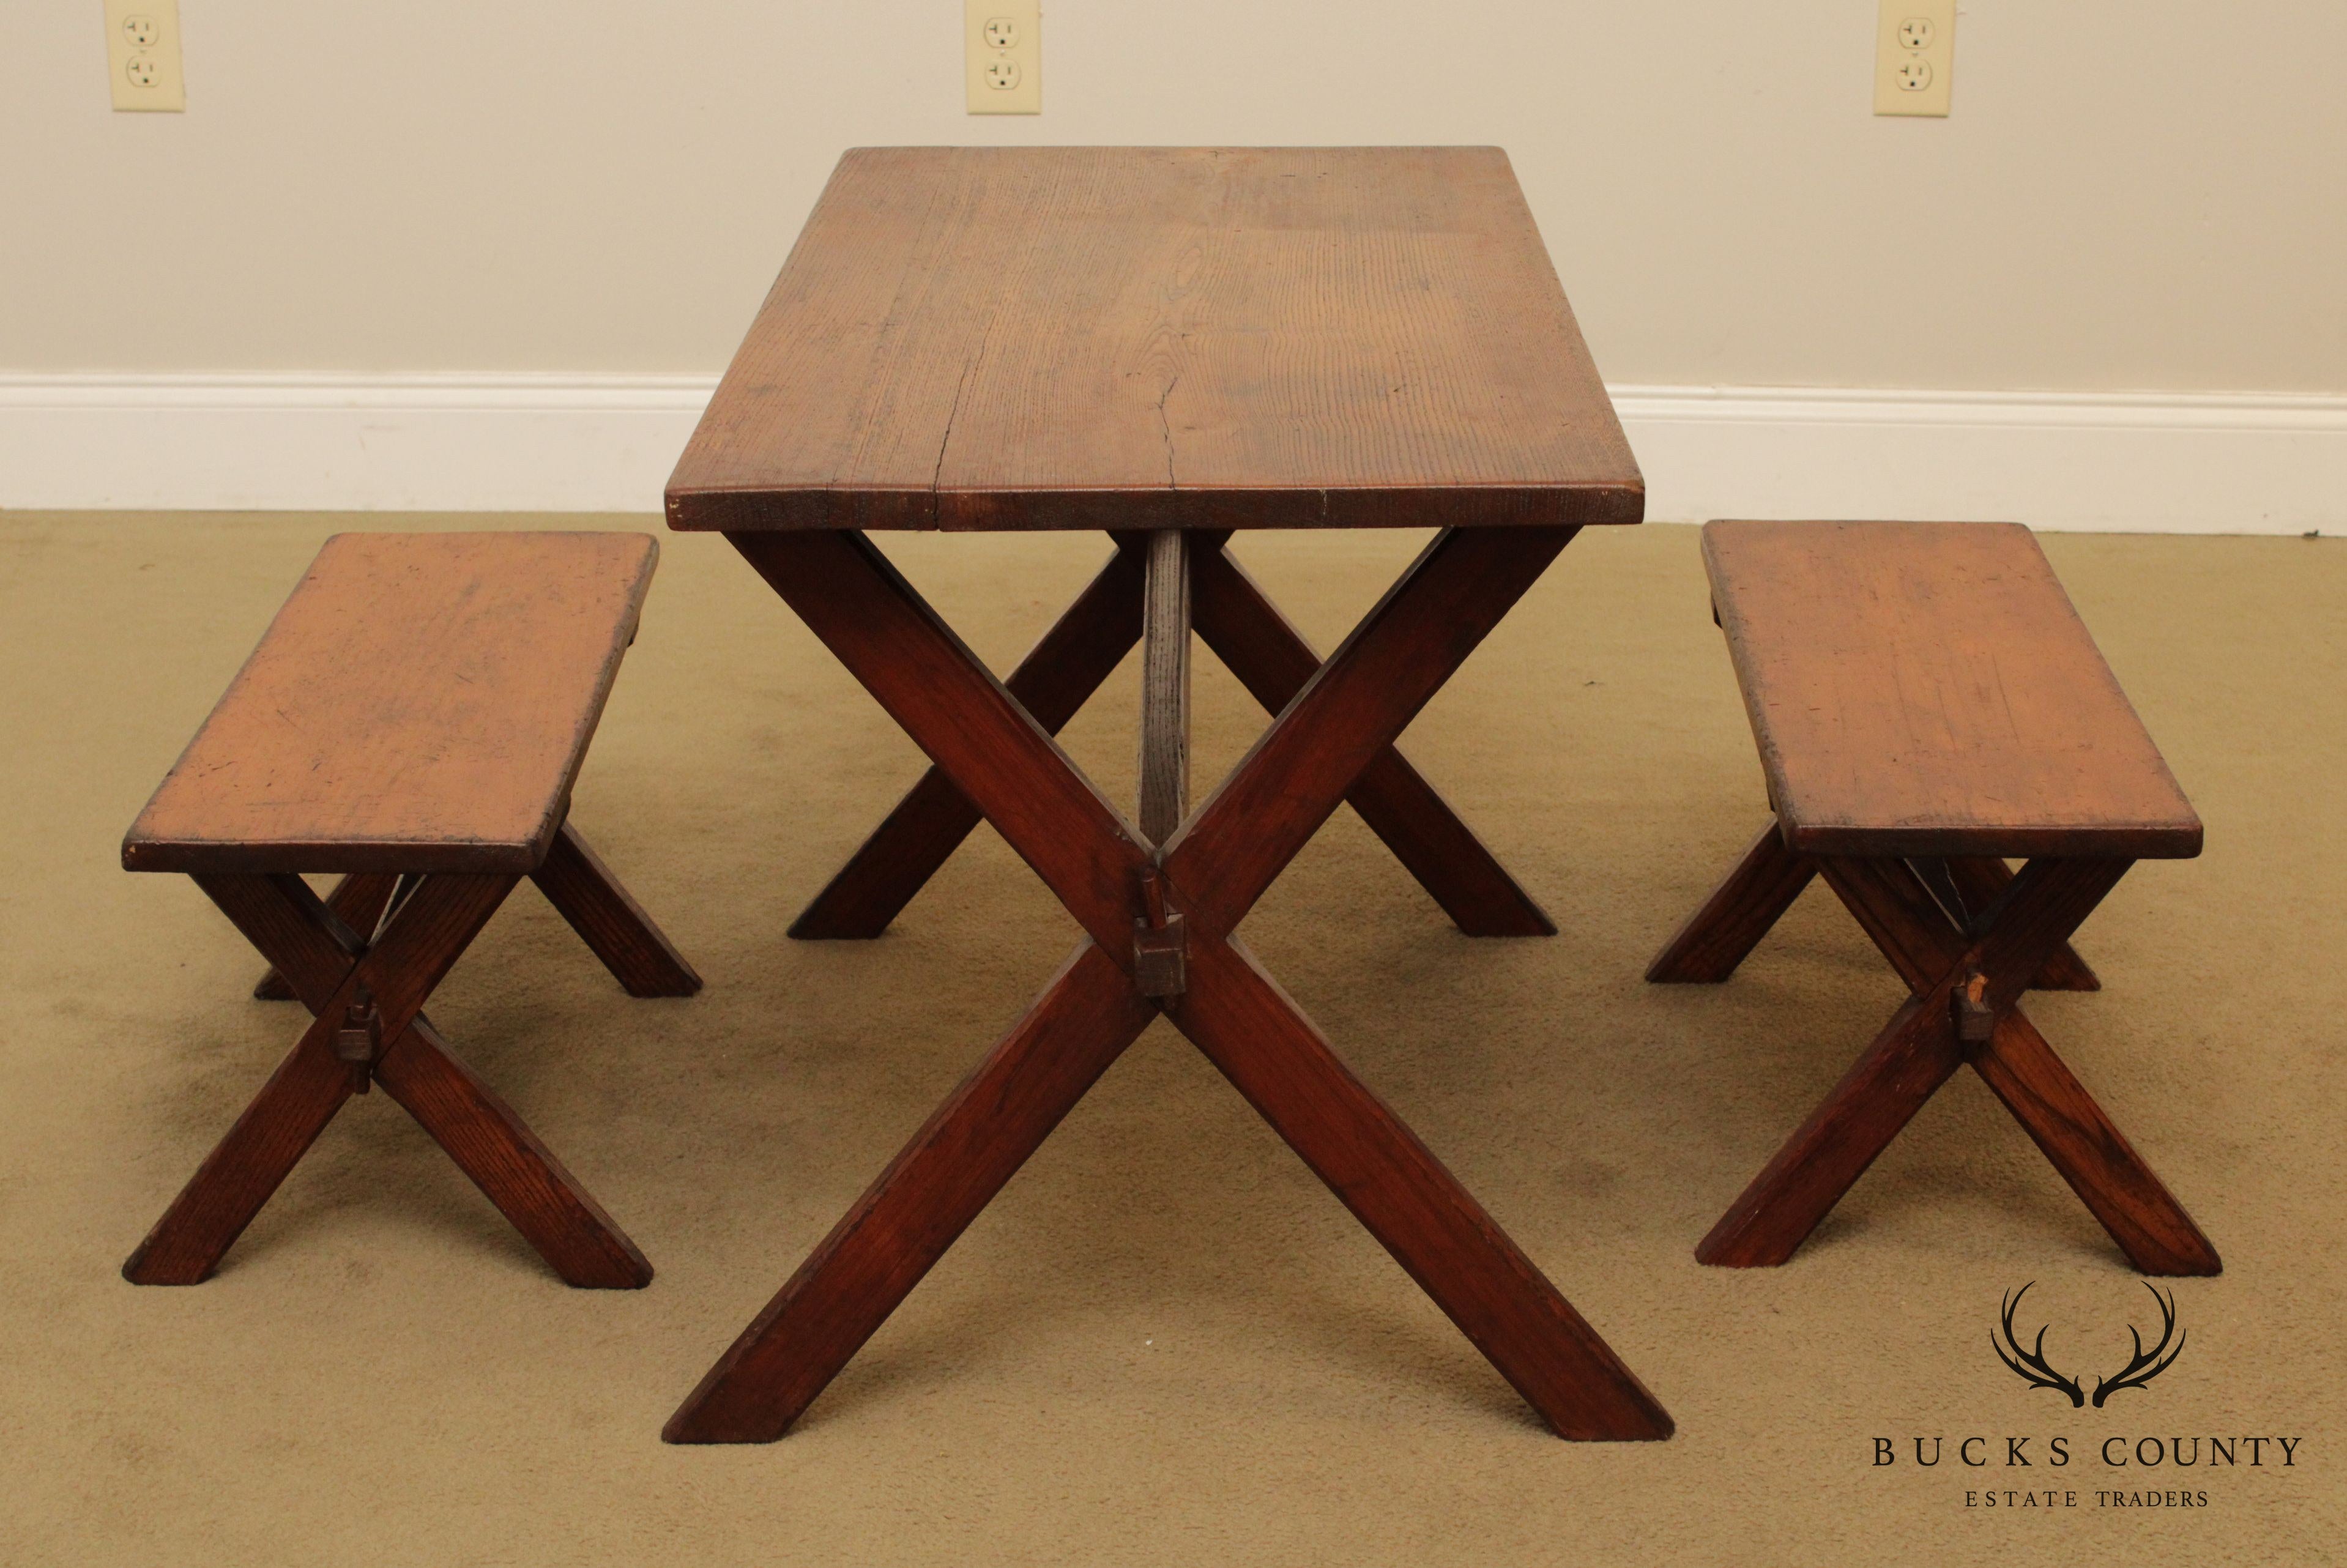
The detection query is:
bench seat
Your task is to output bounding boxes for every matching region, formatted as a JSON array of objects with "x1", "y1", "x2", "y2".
[
  {"x1": 1703, "y1": 519, "x2": 2201, "y2": 860},
  {"x1": 123, "y1": 531, "x2": 658, "y2": 875}
]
